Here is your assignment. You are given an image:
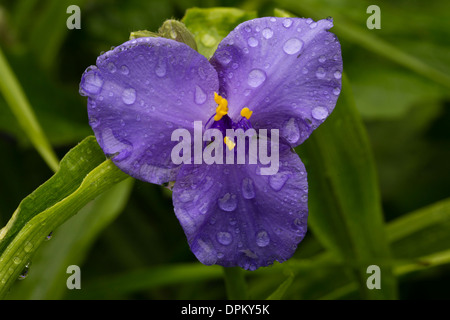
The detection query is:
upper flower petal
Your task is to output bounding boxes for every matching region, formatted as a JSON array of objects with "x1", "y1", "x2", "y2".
[
  {"x1": 210, "y1": 17, "x2": 342, "y2": 147},
  {"x1": 80, "y1": 37, "x2": 219, "y2": 184},
  {"x1": 172, "y1": 143, "x2": 308, "y2": 270}
]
